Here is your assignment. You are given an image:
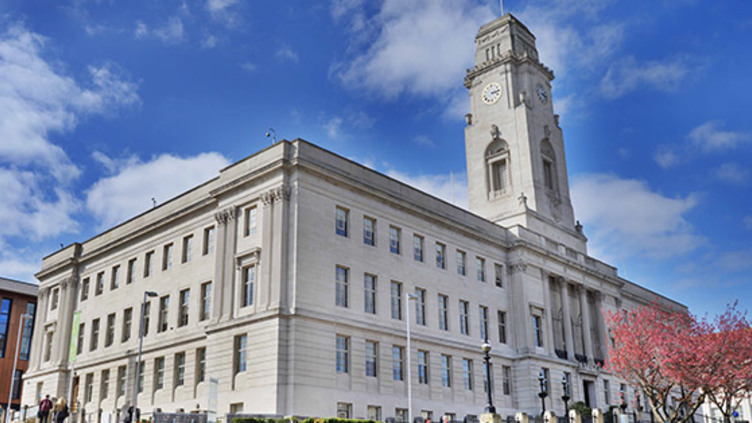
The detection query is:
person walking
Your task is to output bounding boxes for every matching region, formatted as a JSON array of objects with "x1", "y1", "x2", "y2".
[
  {"x1": 38, "y1": 395, "x2": 53, "y2": 423},
  {"x1": 53, "y1": 398, "x2": 69, "y2": 423}
]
